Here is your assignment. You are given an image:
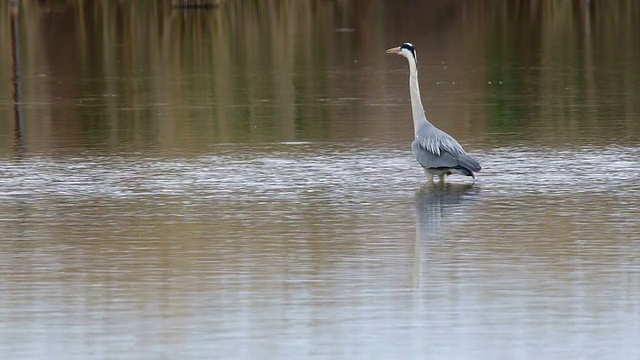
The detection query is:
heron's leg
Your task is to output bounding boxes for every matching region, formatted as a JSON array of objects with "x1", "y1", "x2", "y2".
[
  {"x1": 439, "y1": 174, "x2": 447, "y2": 183},
  {"x1": 424, "y1": 170, "x2": 434, "y2": 183}
]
